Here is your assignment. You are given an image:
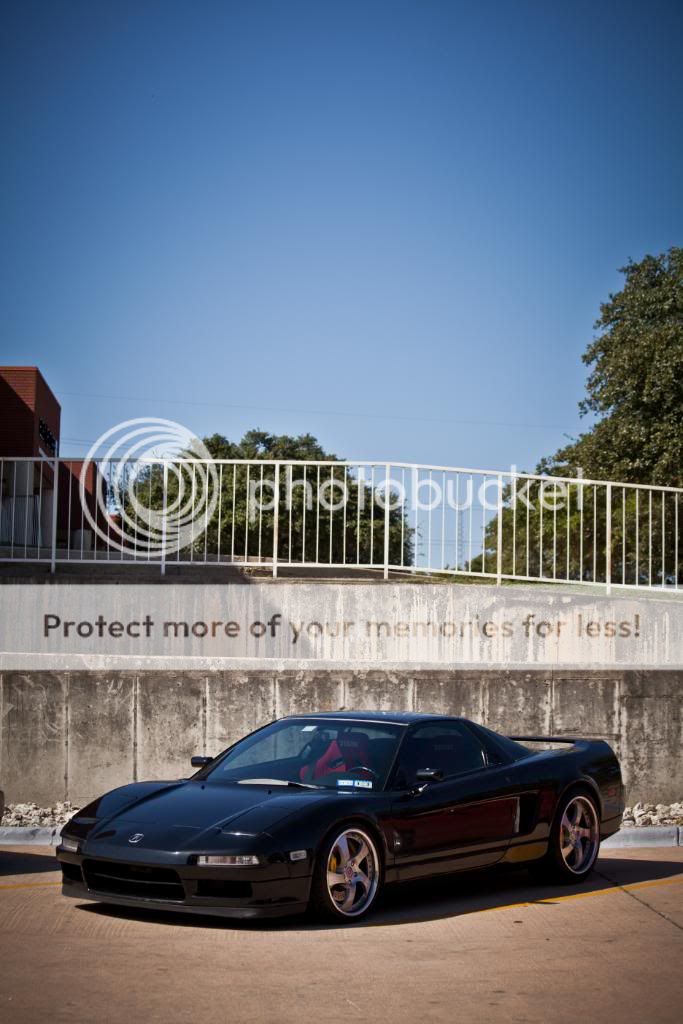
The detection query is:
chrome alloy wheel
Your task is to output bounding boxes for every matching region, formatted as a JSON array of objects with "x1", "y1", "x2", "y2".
[
  {"x1": 560, "y1": 795, "x2": 599, "y2": 874},
  {"x1": 326, "y1": 828, "x2": 379, "y2": 917}
]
